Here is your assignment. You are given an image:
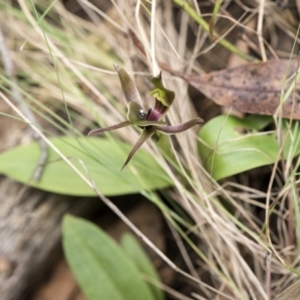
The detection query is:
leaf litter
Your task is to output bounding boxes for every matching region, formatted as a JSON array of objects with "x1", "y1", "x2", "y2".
[{"x1": 162, "y1": 59, "x2": 300, "y2": 119}]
